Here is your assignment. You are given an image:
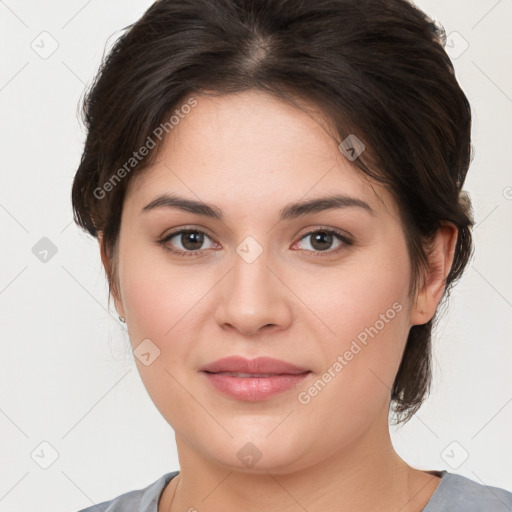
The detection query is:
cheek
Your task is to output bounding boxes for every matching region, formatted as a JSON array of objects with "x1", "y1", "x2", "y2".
[
  {"x1": 118, "y1": 243, "x2": 210, "y2": 343},
  {"x1": 294, "y1": 240, "x2": 412, "y2": 405},
  {"x1": 117, "y1": 244, "x2": 225, "y2": 397},
  {"x1": 117, "y1": 249, "x2": 207, "y2": 414},
  {"x1": 294, "y1": 240, "x2": 411, "y2": 347}
]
